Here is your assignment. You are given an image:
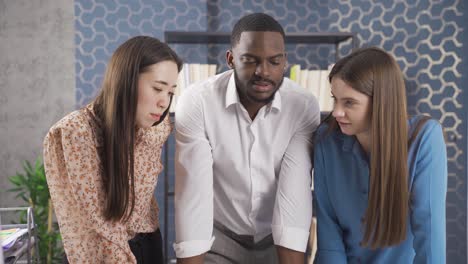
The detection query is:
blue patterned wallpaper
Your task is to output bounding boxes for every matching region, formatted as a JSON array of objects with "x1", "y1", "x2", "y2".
[{"x1": 75, "y1": 0, "x2": 466, "y2": 262}]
